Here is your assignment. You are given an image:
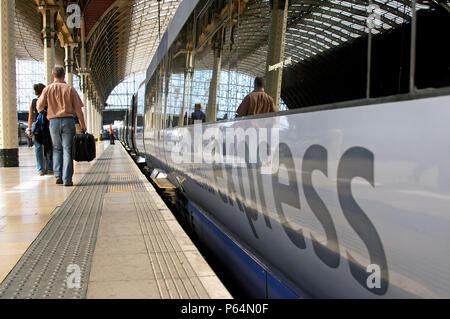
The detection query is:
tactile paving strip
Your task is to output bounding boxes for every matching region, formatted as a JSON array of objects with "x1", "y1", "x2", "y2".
[
  {"x1": 86, "y1": 145, "x2": 213, "y2": 299},
  {"x1": 107, "y1": 174, "x2": 146, "y2": 193},
  {"x1": 0, "y1": 145, "x2": 225, "y2": 299},
  {"x1": 133, "y1": 191, "x2": 210, "y2": 299},
  {"x1": 0, "y1": 147, "x2": 113, "y2": 299}
]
